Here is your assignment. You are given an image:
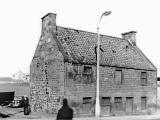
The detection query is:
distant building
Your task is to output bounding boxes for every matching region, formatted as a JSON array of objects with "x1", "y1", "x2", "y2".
[
  {"x1": 30, "y1": 13, "x2": 157, "y2": 116},
  {"x1": 12, "y1": 70, "x2": 29, "y2": 82}
]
